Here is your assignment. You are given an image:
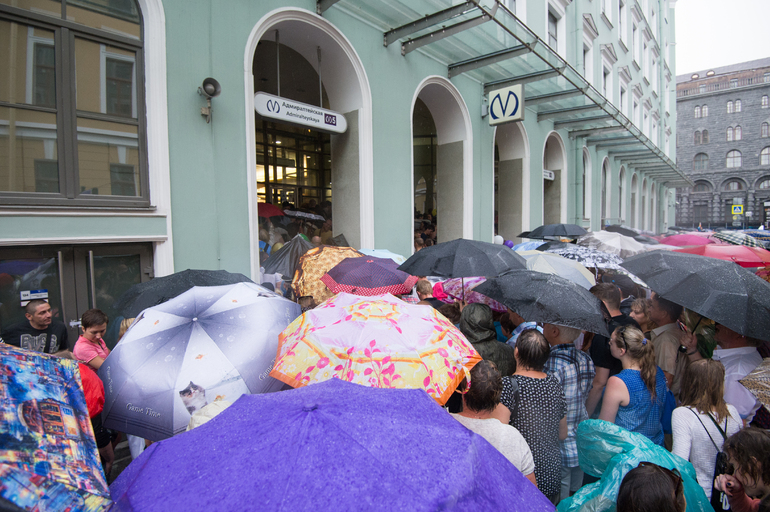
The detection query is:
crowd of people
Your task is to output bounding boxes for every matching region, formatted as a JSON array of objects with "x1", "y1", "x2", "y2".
[{"x1": 1, "y1": 220, "x2": 769, "y2": 511}]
